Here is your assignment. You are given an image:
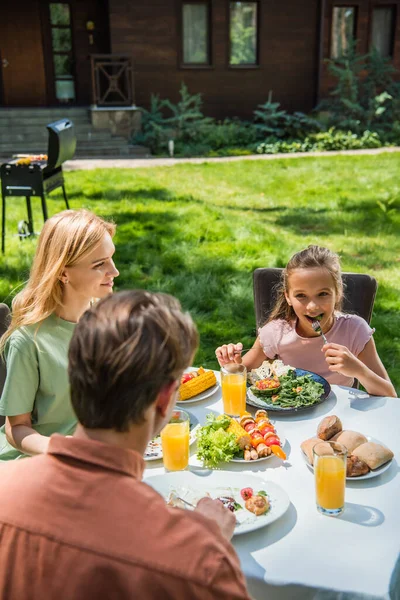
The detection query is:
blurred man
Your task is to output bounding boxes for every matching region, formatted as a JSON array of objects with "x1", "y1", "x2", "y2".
[{"x1": 0, "y1": 290, "x2": 250, "y2": 599}]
